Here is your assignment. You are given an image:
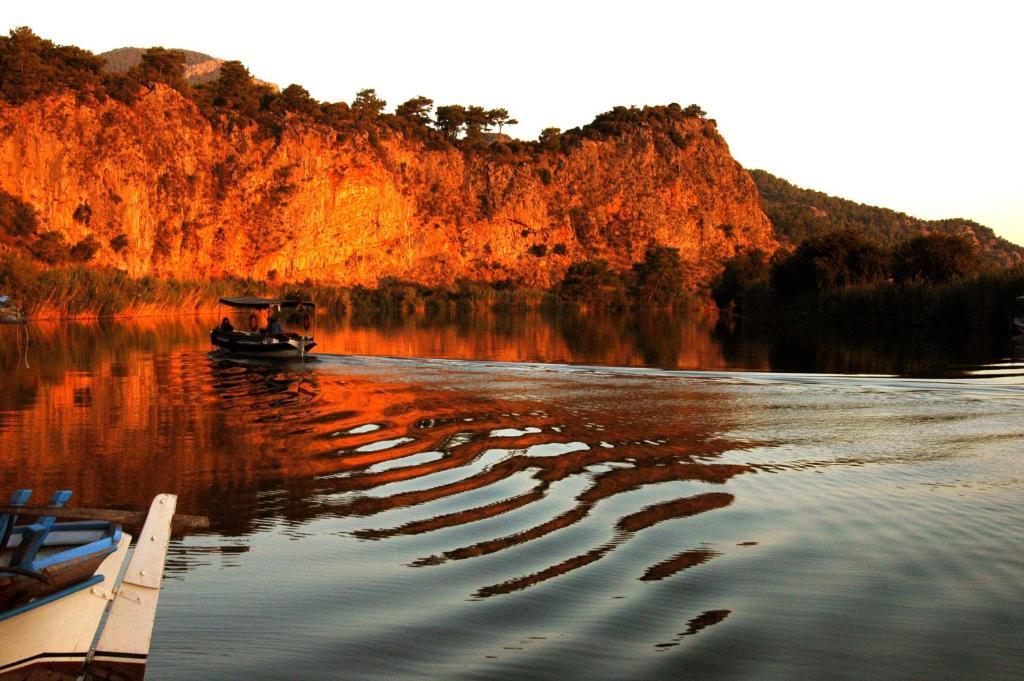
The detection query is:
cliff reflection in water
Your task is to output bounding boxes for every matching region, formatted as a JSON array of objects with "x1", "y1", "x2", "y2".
[{"x1": 0, "y1": 315, "x2": 755, "y2": 592}]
